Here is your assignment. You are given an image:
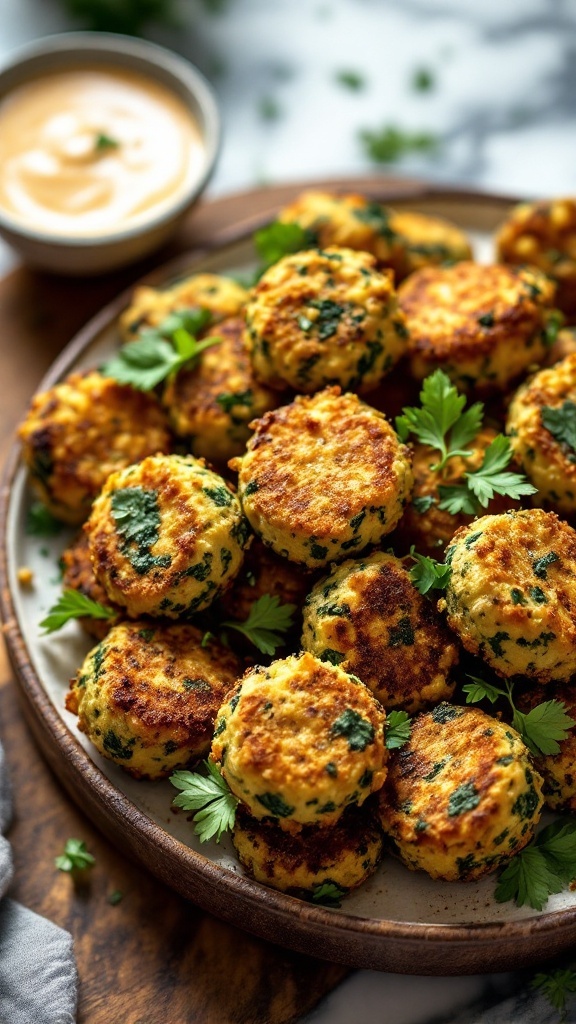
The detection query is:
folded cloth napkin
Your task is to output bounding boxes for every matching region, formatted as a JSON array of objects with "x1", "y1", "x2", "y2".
[{"x1": 0, "y1": 738, "x2": 78, "y2": 1024}]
